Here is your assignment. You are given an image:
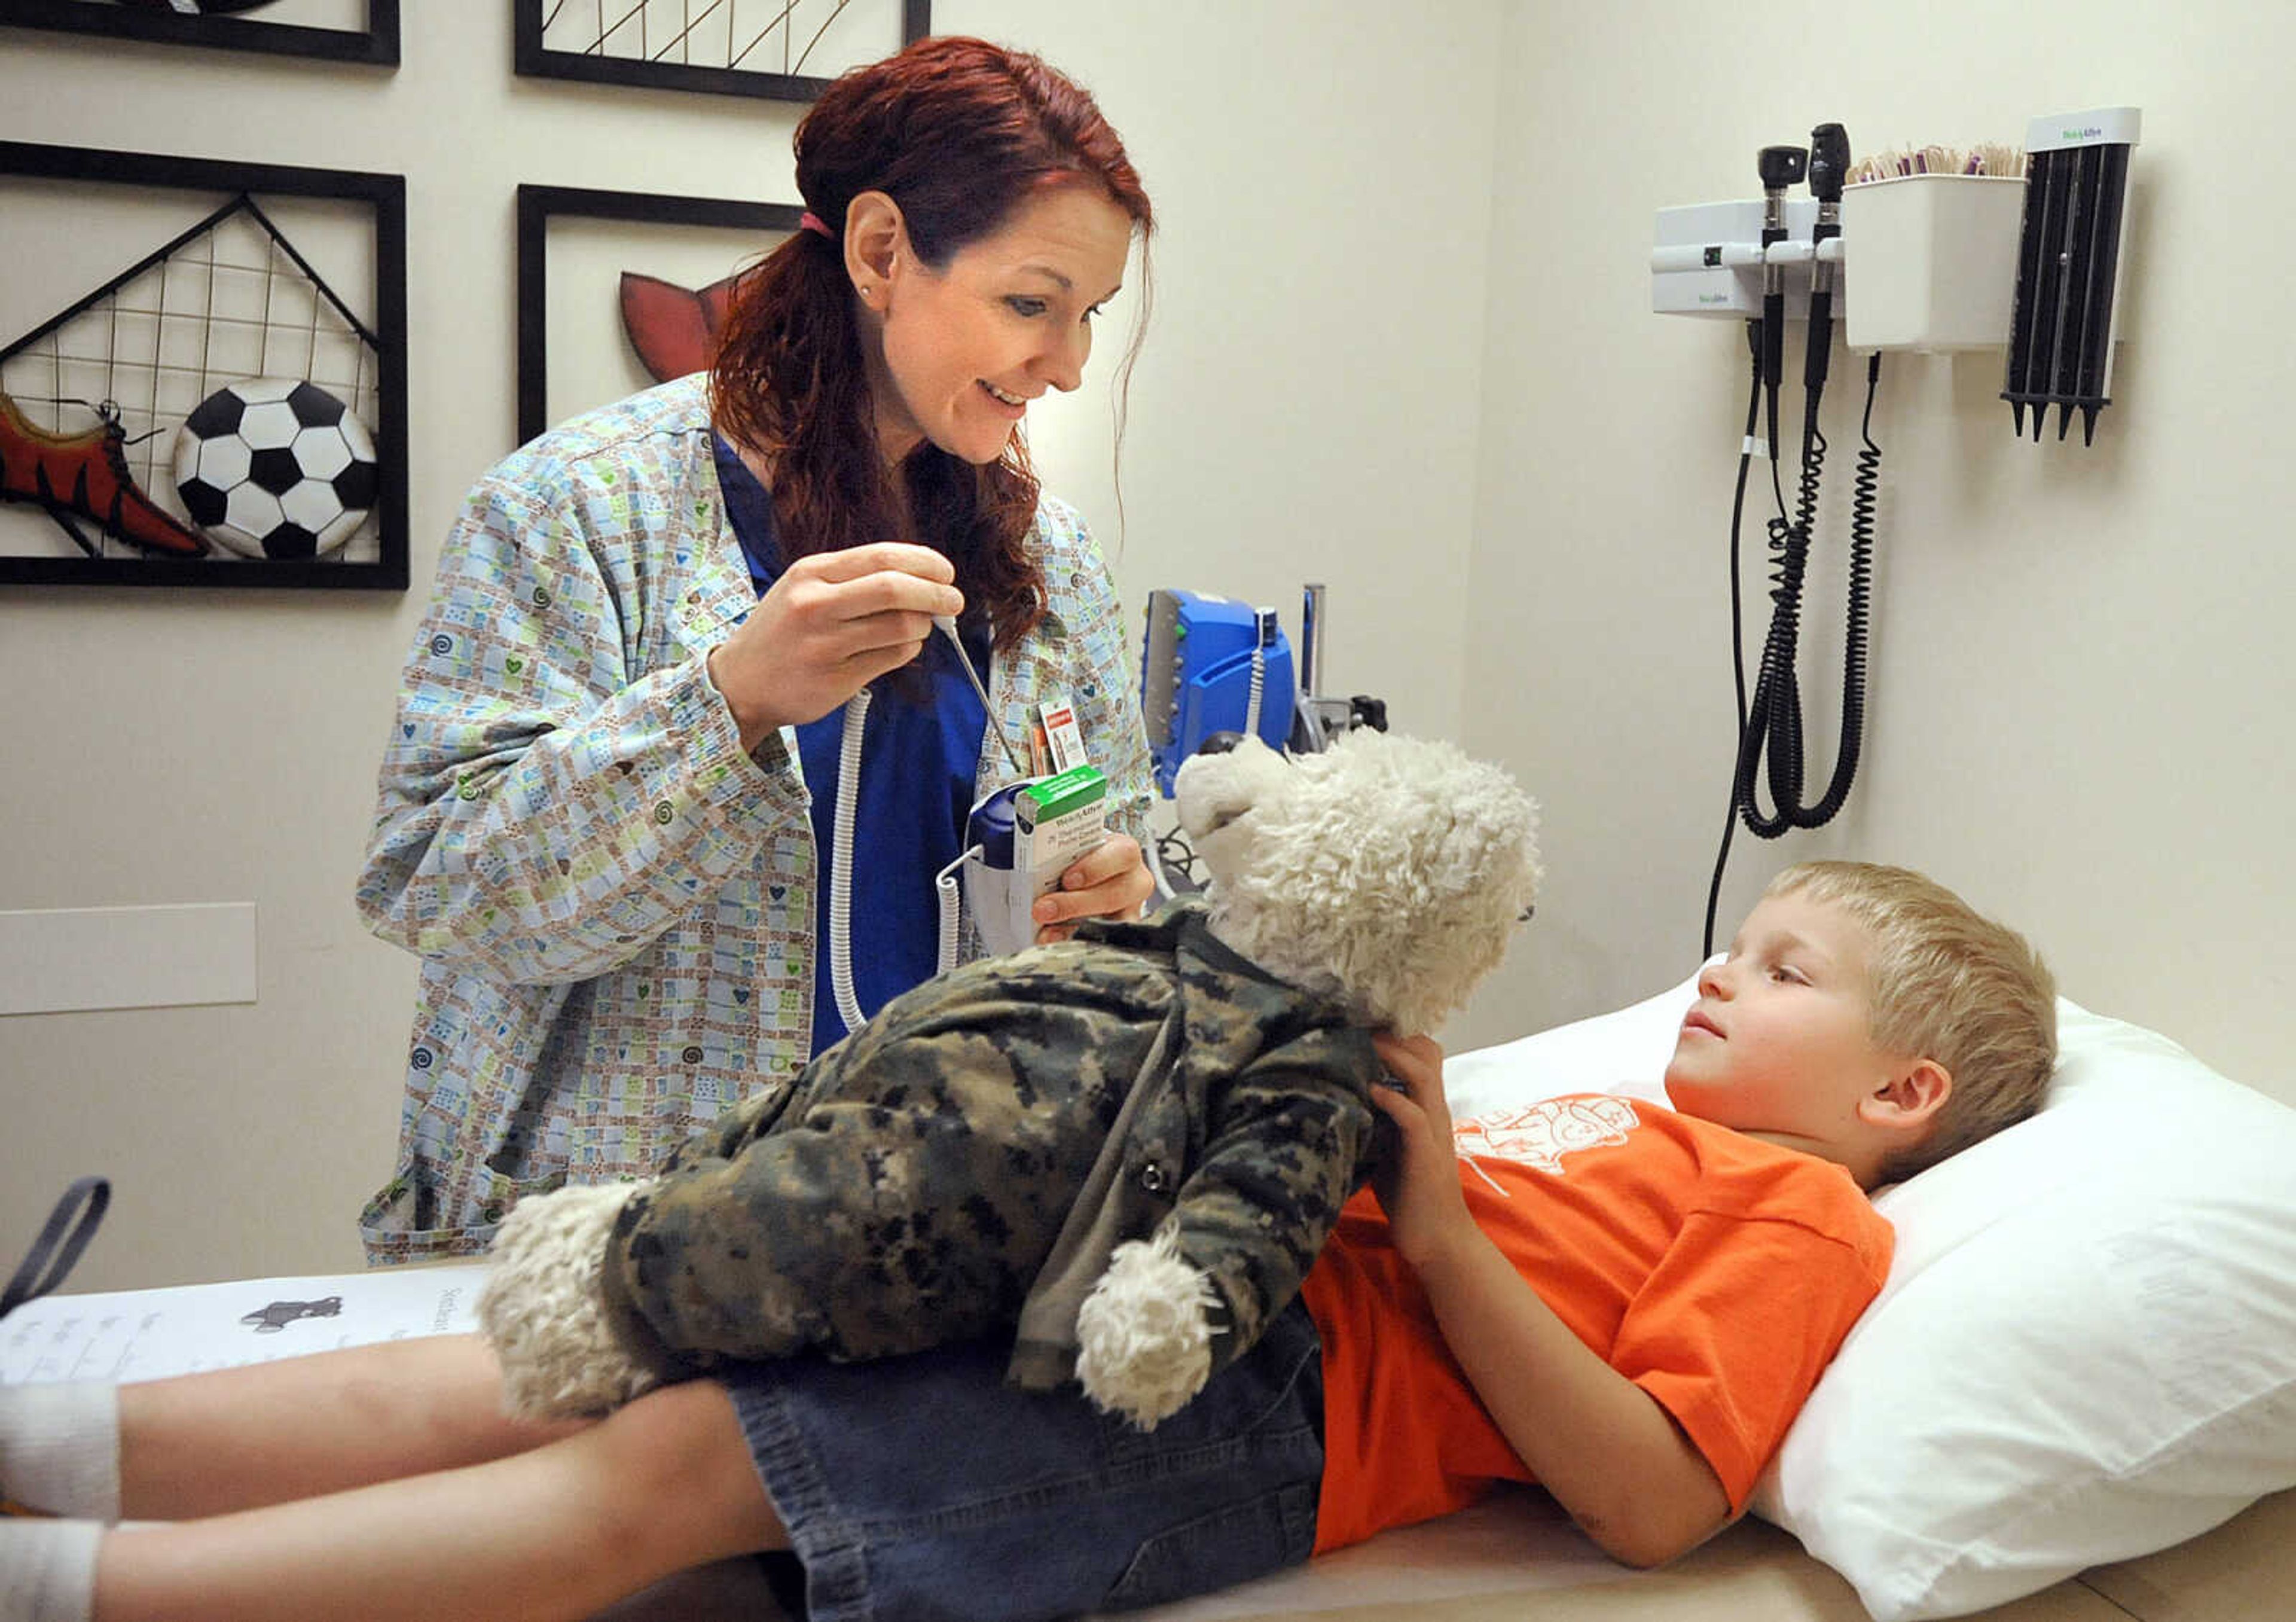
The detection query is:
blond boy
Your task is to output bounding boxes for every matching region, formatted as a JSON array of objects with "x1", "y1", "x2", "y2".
[{"x1": 1329, "y1": 859, "x2": 2055, "y2": 1563}]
